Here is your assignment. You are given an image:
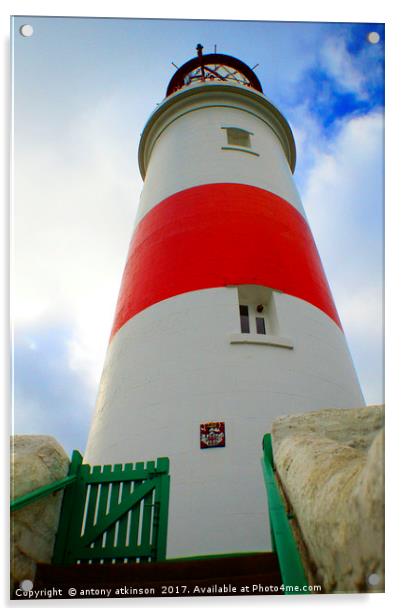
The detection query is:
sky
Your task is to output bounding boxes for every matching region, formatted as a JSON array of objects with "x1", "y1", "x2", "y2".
[{"x1": 11, "y1": 16, "x2": 384, "y2": 456}]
